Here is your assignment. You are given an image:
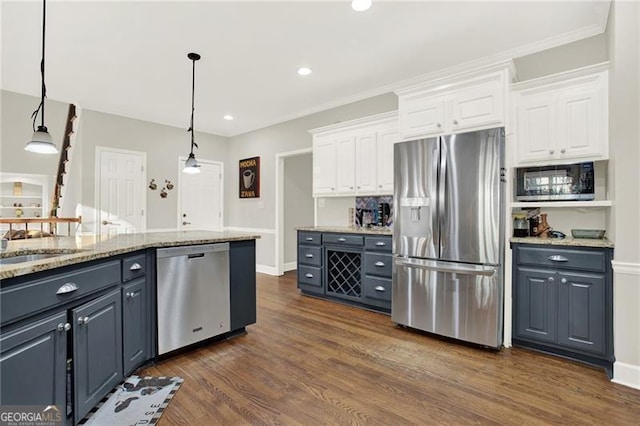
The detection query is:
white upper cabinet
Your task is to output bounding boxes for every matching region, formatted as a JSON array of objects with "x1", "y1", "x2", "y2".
[
  {"x1": 396, "y1": 61, "x2": 513, "y2": 139},
  {"x1": 310, "y1": 112, "x2": 399, "y2": 197},
  {"x1": 513, "y1": 64, "x2": 608, "y2": 166}
]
